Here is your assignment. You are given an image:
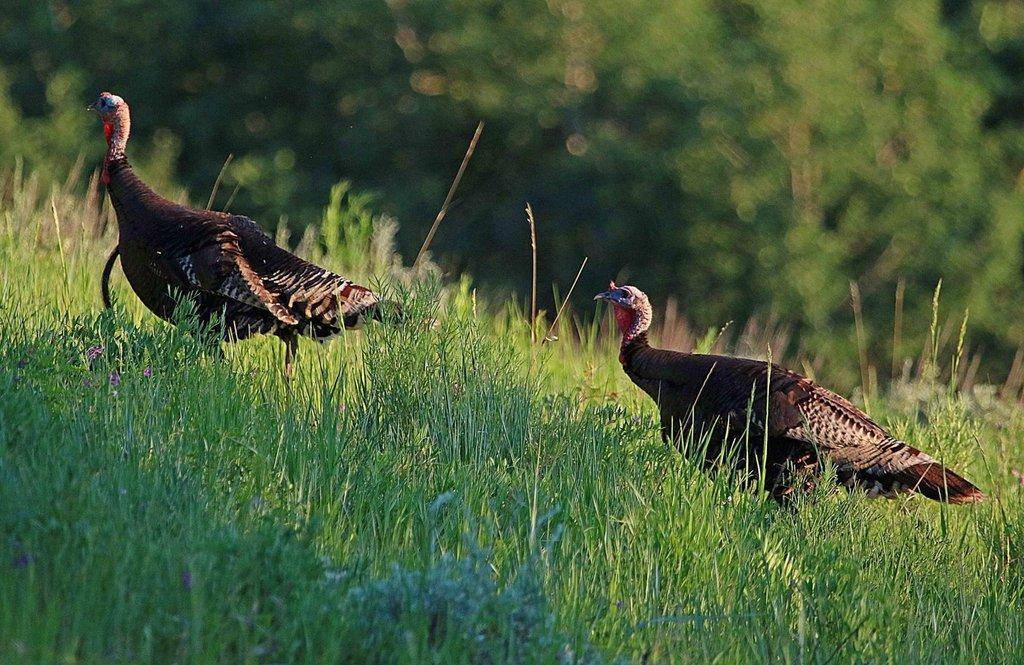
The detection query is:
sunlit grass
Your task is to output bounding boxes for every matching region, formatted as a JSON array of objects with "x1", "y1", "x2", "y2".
[{"x1": 1, "y1": 173, "x2": 1022, "y2": 662}]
